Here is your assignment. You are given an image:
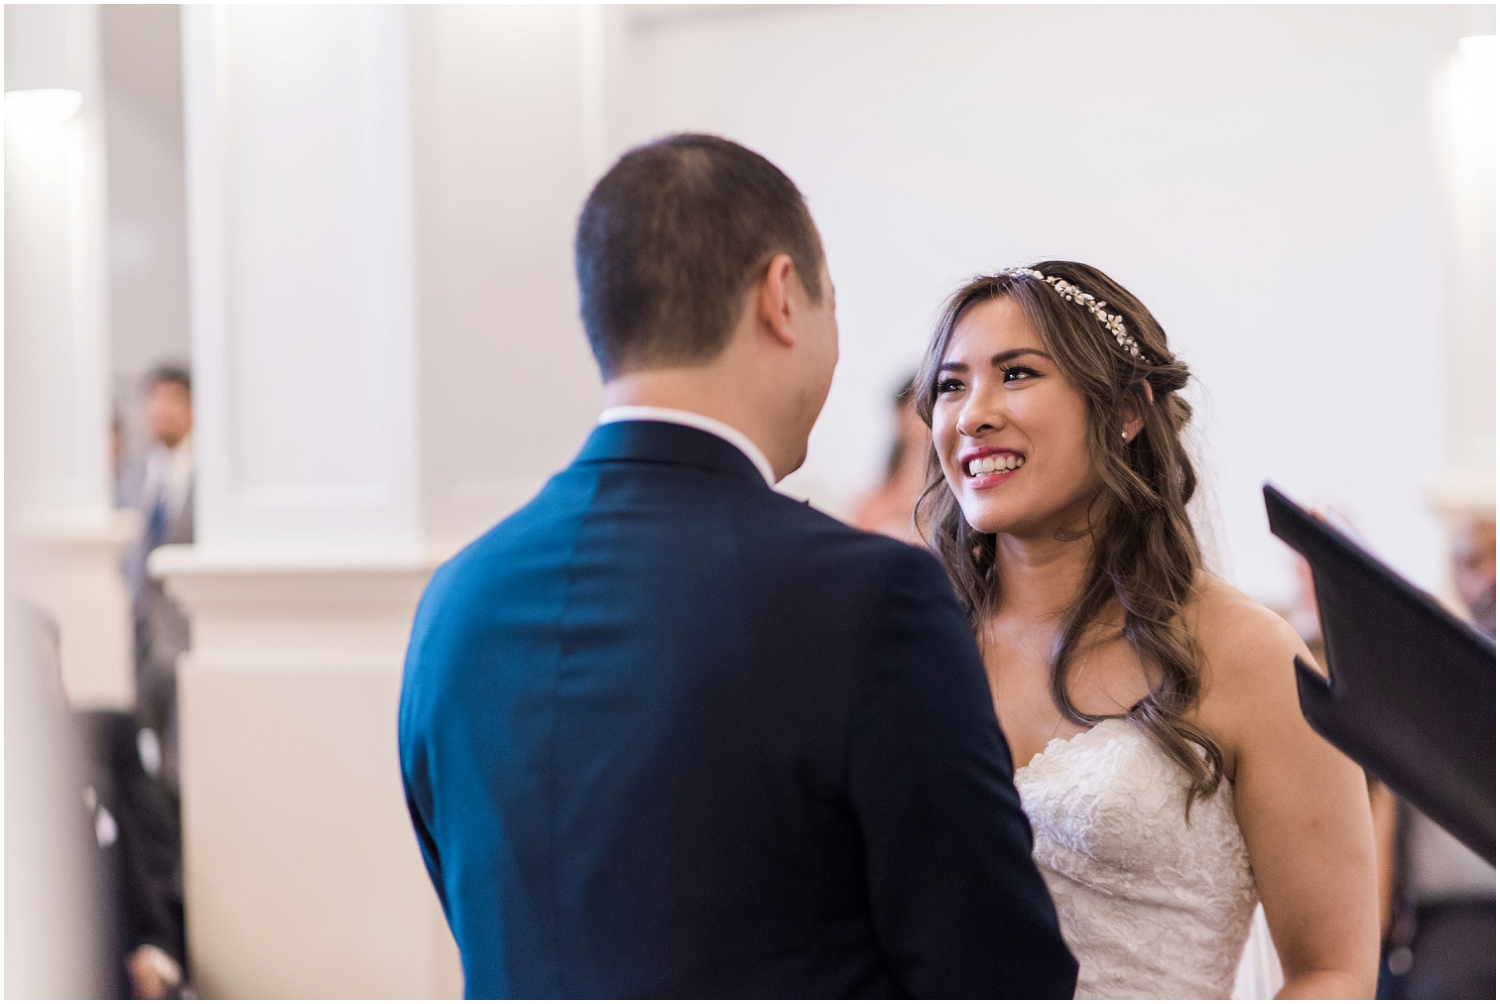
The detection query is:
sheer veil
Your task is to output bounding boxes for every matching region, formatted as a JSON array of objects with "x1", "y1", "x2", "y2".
[{"x1": 1232, "y1": 904, "x2": 1285, "y2": 1000}]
